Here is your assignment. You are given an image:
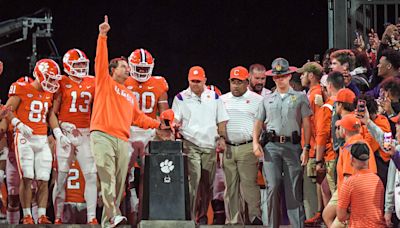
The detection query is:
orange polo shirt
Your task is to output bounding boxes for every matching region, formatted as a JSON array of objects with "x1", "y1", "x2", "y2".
[
  {"x1": 361, "y1": 115, "x2": 391, "y2": 162},
  {"x1": 338, "y1": 169, "x2": 385, "y2": 228},
  {"x1": 315, "y1": 98, "x2": 336, "y2": 161},
  {"x1": 336, "y1": 134, "x2": 377, "y2": 193},
  {"x1": 90, "y1": 35, "x2": 160, "y2": 141}
]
